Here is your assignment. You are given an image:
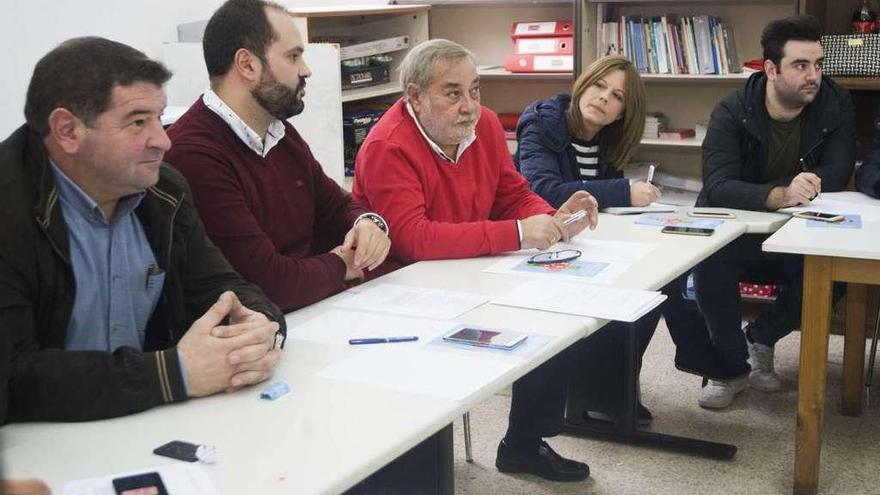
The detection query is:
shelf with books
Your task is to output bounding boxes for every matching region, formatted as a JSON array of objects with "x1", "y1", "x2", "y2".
[
  {"x1": 640, "y1": 137, "x2": 703, "y2": 148},
  {"x1": 639, "y1": 72, "x2": 751, "y2": 84}
]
